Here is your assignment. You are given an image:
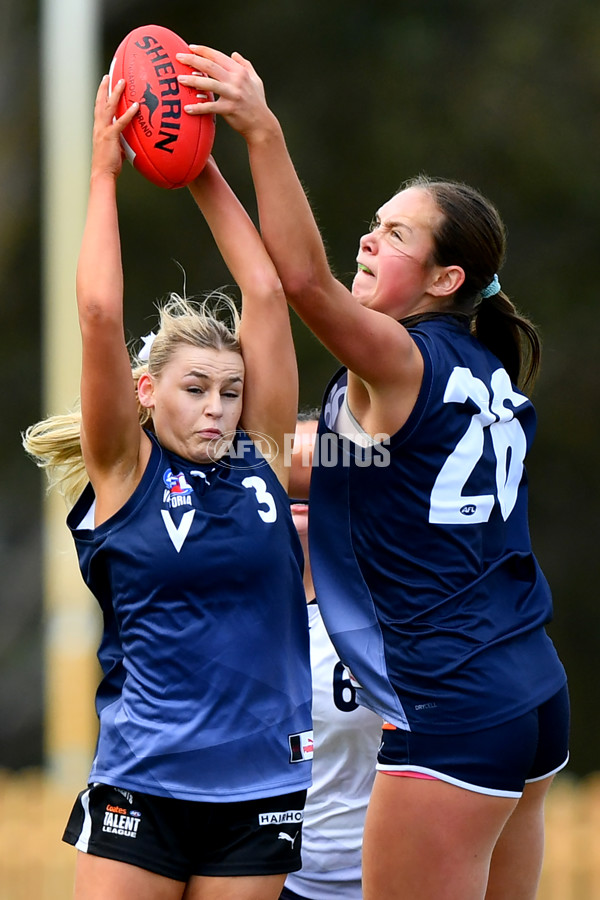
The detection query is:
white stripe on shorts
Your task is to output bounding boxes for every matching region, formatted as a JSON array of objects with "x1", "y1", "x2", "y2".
[
  {"x1": 376, "y1": 763, "x2": 522, "y2": 798},
  {"x1": 74, "y1": 786, "x2": 95, "y2": 852},
  {"x1": 525, "y1": 752, "x2": 570, "y2": 785}
]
